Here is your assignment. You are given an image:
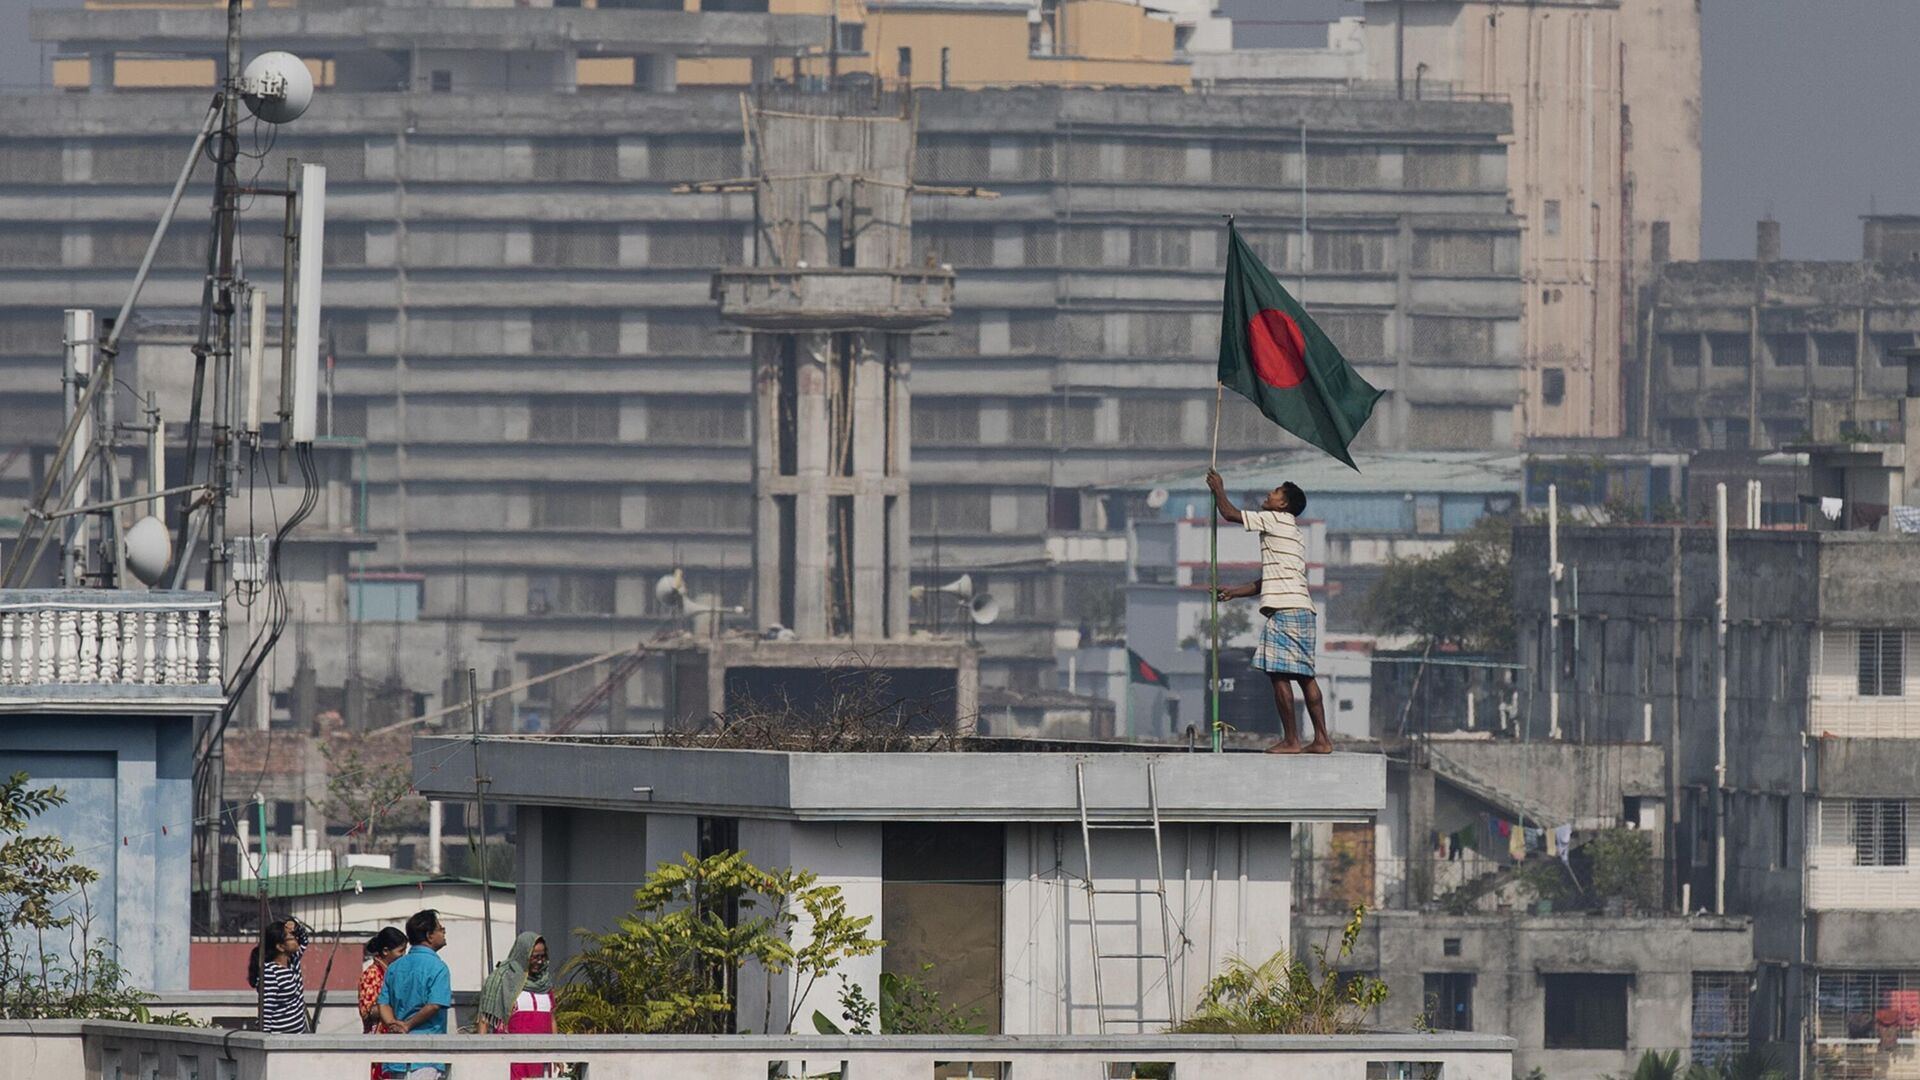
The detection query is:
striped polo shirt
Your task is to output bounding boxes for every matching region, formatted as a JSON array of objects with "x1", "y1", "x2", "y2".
[{"x1": 1241, "y1": 509, "x2": 1312, "y2": 613}]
